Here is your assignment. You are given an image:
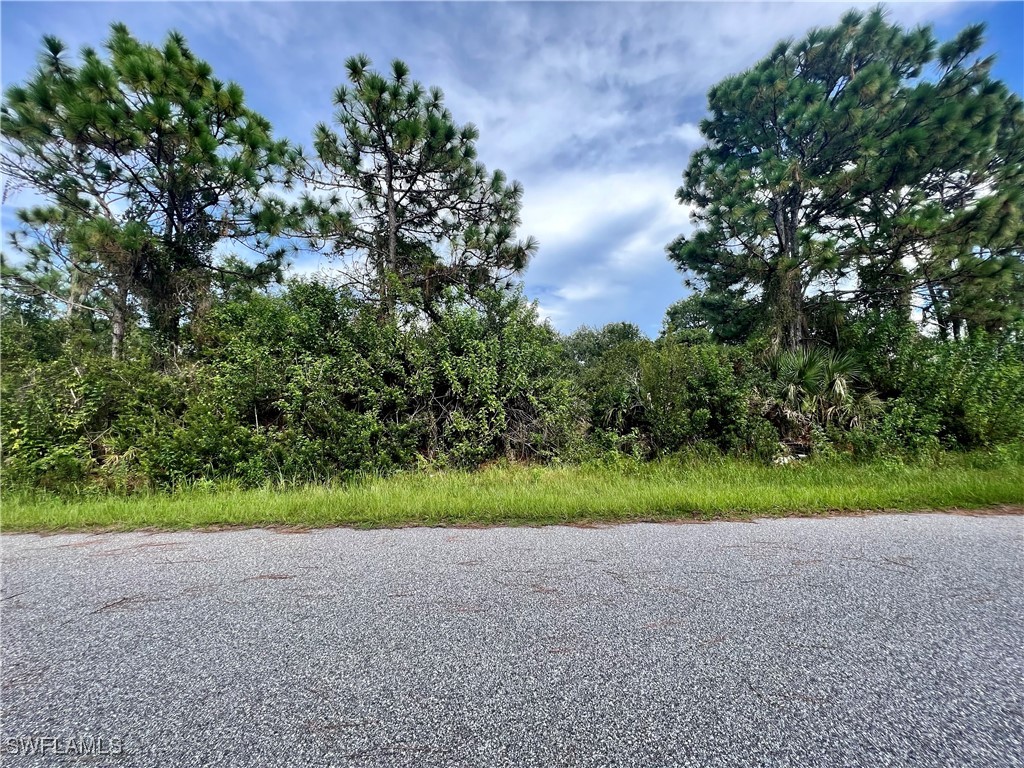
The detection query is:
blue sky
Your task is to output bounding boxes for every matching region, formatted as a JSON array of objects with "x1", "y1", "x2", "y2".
[{"x1": 3, "y1": 1, "x2": 1022, "y2": 335}]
